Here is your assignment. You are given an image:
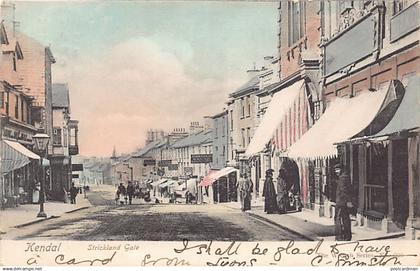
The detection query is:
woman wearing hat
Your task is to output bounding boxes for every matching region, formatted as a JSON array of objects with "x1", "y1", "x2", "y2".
[{"x1": 263, "y1": 169, "x2": 278, "y2": 214}]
